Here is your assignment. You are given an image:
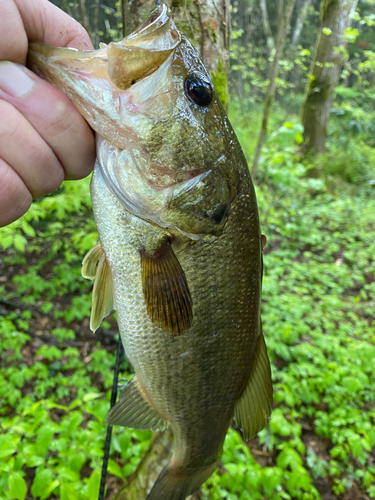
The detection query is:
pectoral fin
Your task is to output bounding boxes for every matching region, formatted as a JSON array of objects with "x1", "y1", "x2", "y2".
[
  {"x1": 141, "y1": 240, "x2": 193, "y2": 335},
  {"x1": 81, "y1": 241, "x2": 103, "y2": 279},
  {"x1": 234, "y1": 326, "x2": 273, "y2": 441},
  {"x1": 82, "y1": 242, "x2": 114, "y2": 332},
  {"x1": 106, "y1": 376, "x2": 168, "y2": 431}
]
